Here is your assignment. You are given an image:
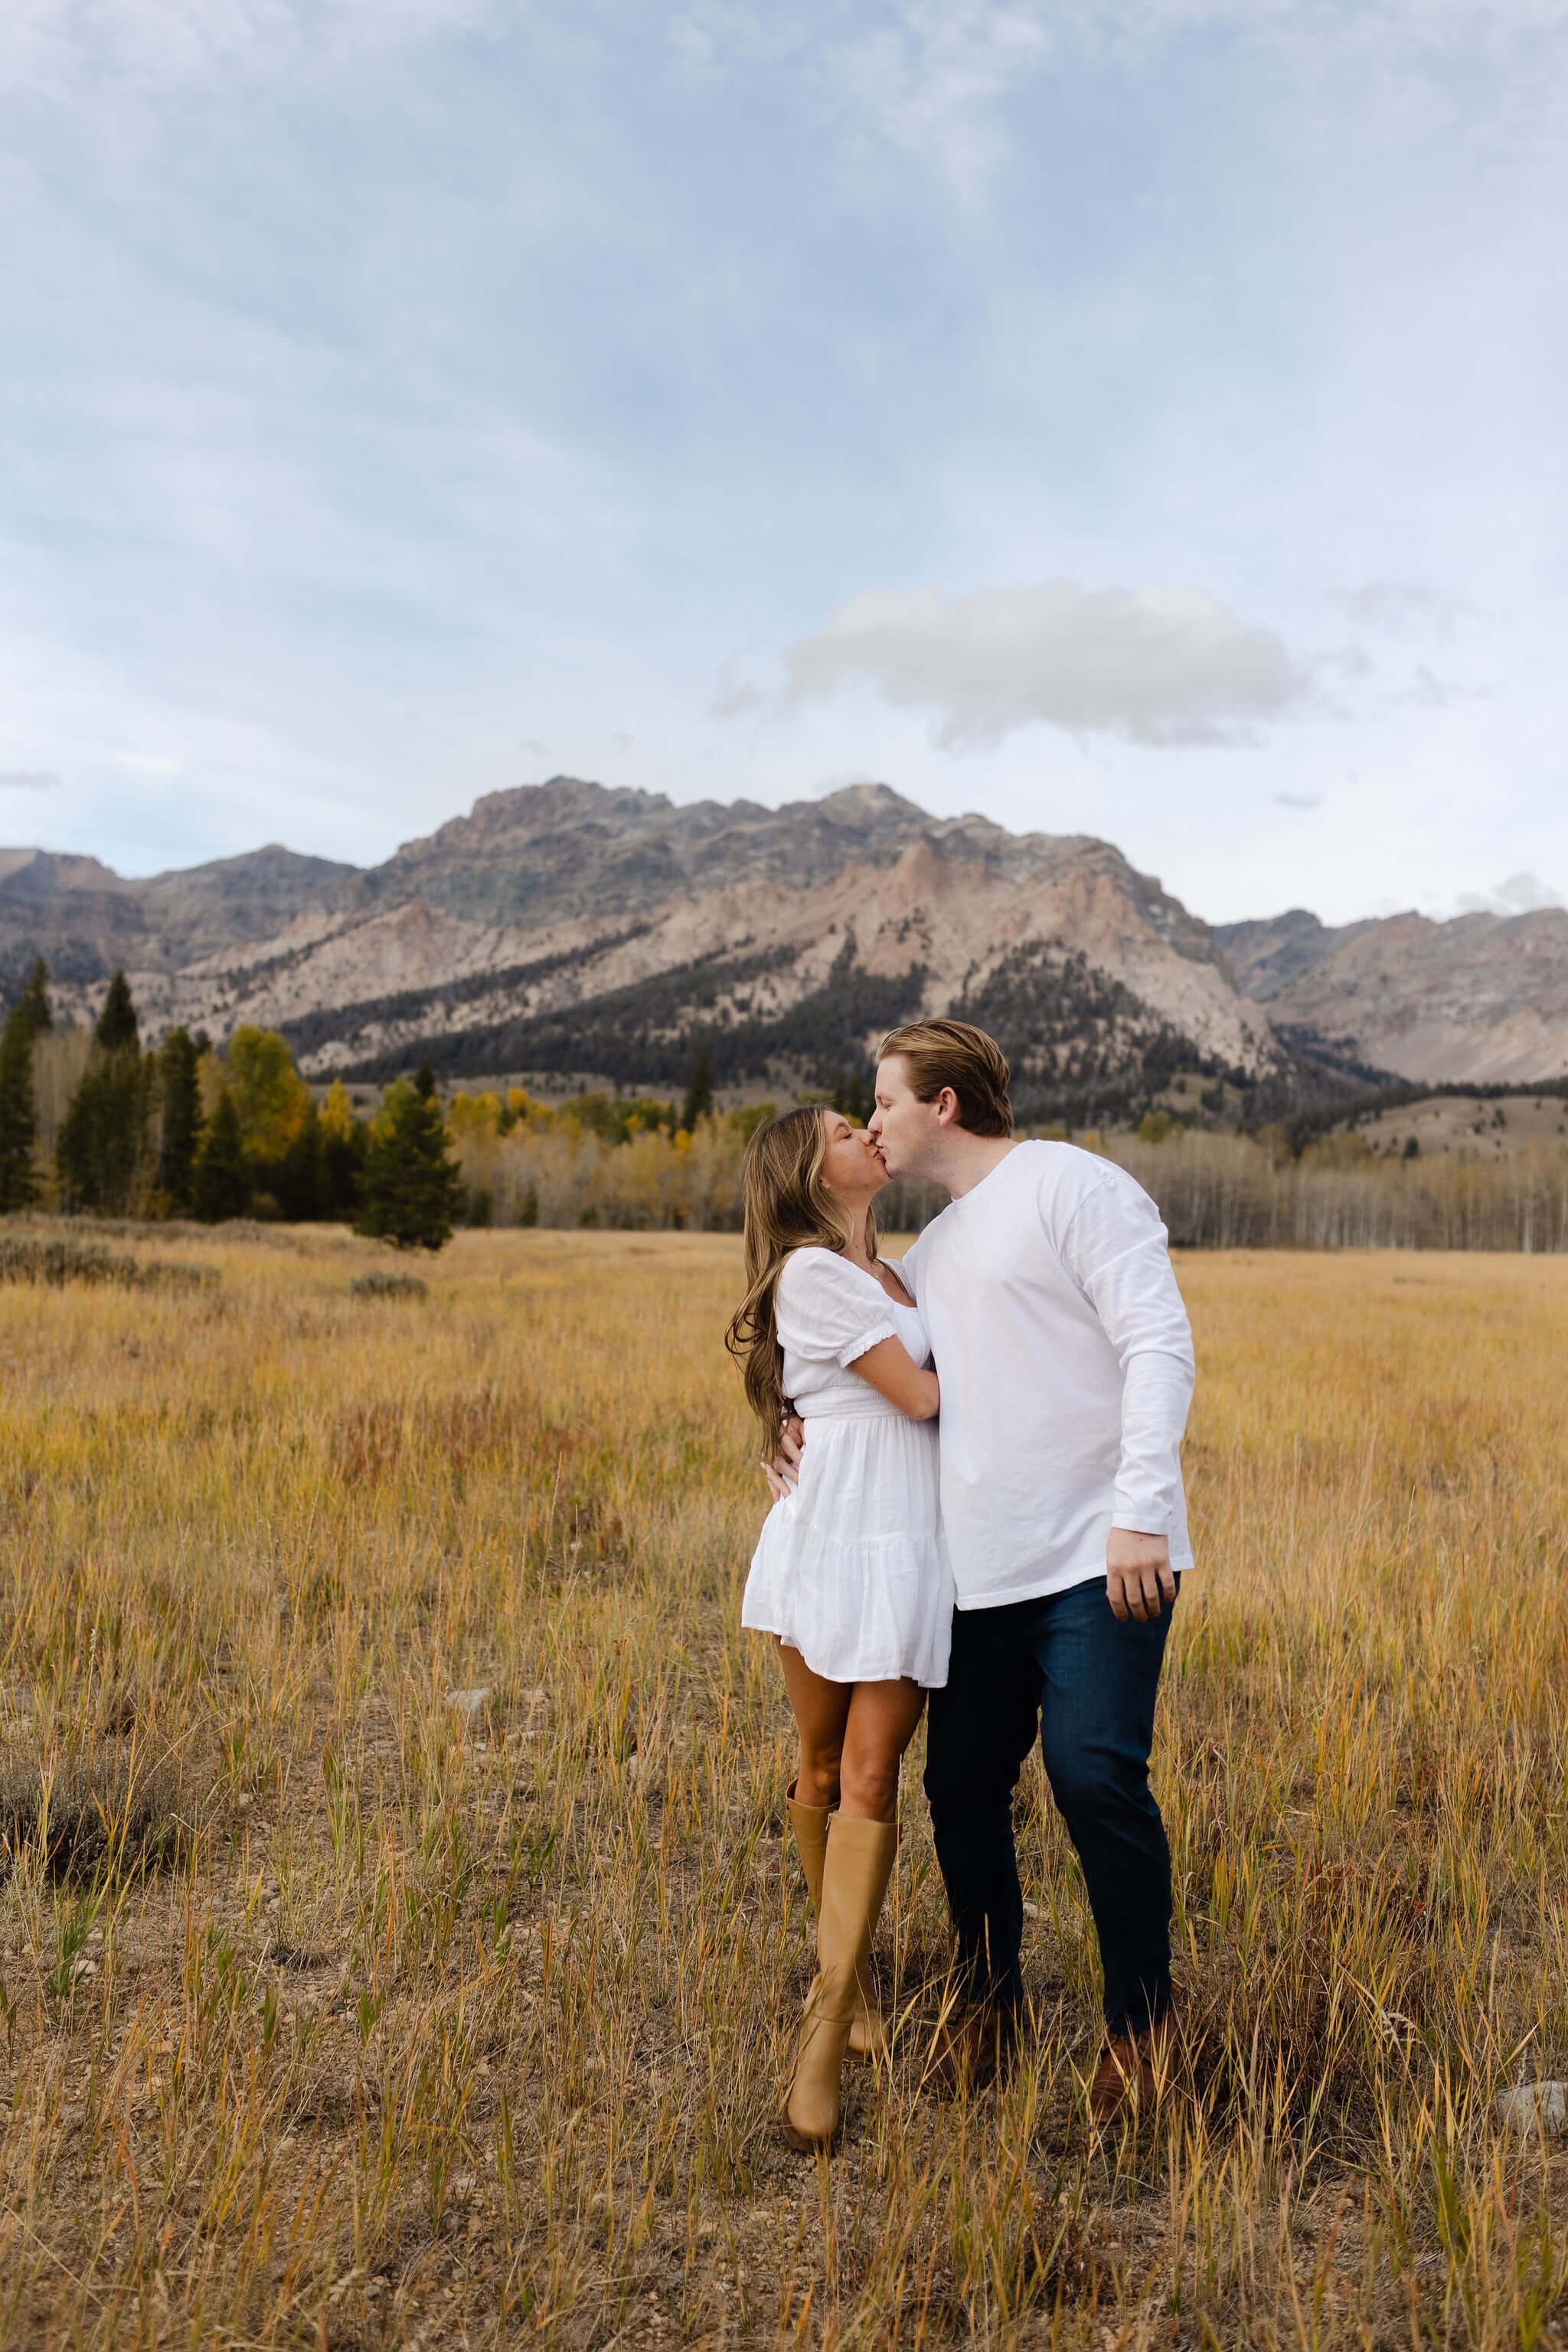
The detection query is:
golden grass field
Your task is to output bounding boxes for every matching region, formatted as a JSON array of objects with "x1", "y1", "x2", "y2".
[{"x1": 0, "y1": 1223, "x2": 1565, "y2": 2350}]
